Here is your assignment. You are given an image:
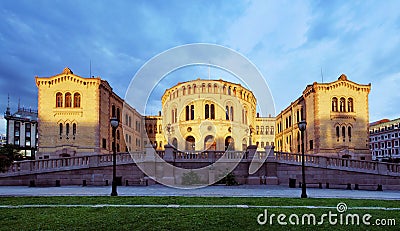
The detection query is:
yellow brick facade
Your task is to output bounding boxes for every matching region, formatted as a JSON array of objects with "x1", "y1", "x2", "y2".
[
  {"x1": 276, "y1": 74, "x2": 371, "y2": 160},
  {"x1": 35, "y1": 67, "x2": 142, "y2": 159}
]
